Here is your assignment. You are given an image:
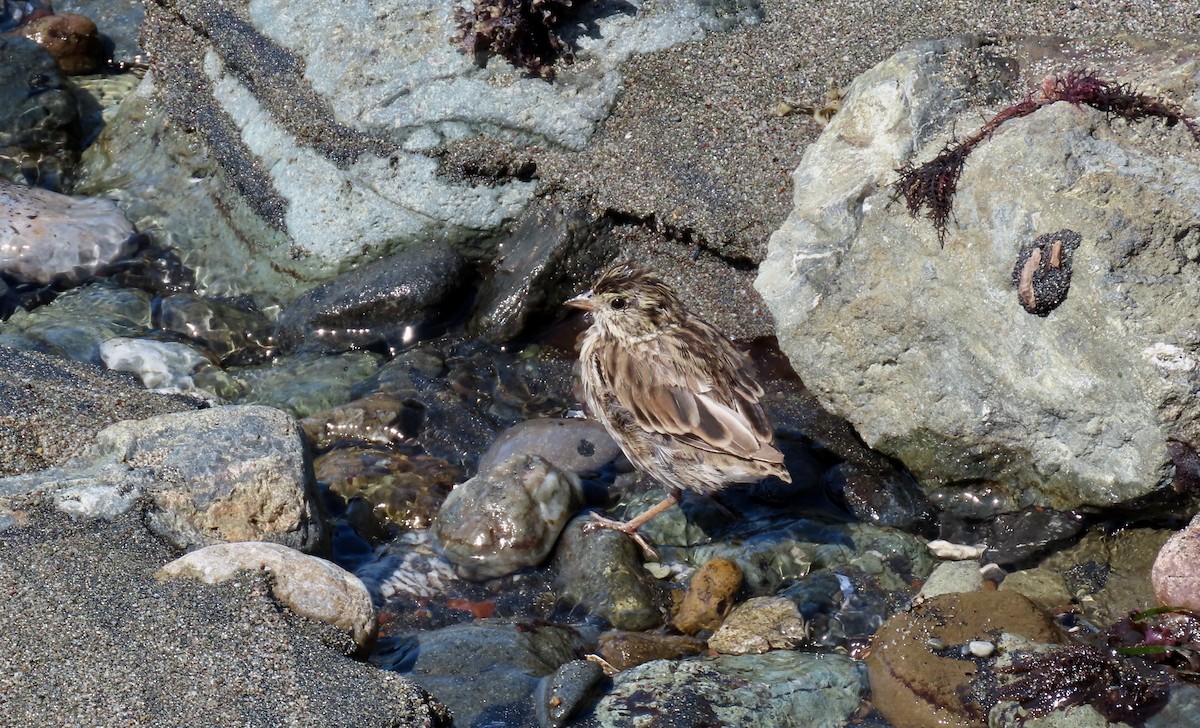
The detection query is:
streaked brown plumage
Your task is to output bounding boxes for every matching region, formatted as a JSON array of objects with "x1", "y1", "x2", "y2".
[{"x1": 567, "y1": 263, "x2": 791, "y2": 557}]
